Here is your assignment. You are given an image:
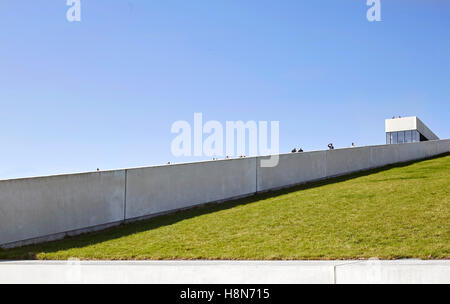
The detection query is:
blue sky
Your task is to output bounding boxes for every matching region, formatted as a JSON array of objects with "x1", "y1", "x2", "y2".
[{"x1": 0, "y1": 0, "x2": 449, "y2": 179}]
